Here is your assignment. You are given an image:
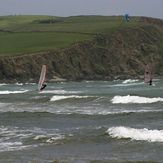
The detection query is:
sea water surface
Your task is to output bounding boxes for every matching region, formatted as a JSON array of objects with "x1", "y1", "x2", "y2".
[{"x1": 0, "y1": 79, "x2": 163, "y2": 163}]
